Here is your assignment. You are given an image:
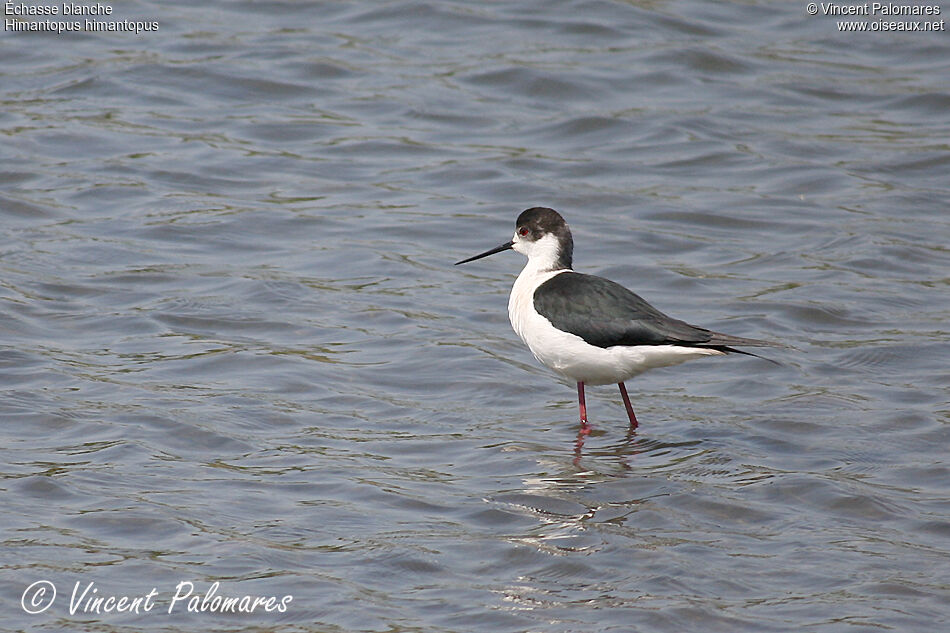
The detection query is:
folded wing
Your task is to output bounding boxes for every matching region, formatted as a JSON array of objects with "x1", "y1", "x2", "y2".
[{"x1": 534, "y1": 272, "x2": 778, "y2": 354}]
